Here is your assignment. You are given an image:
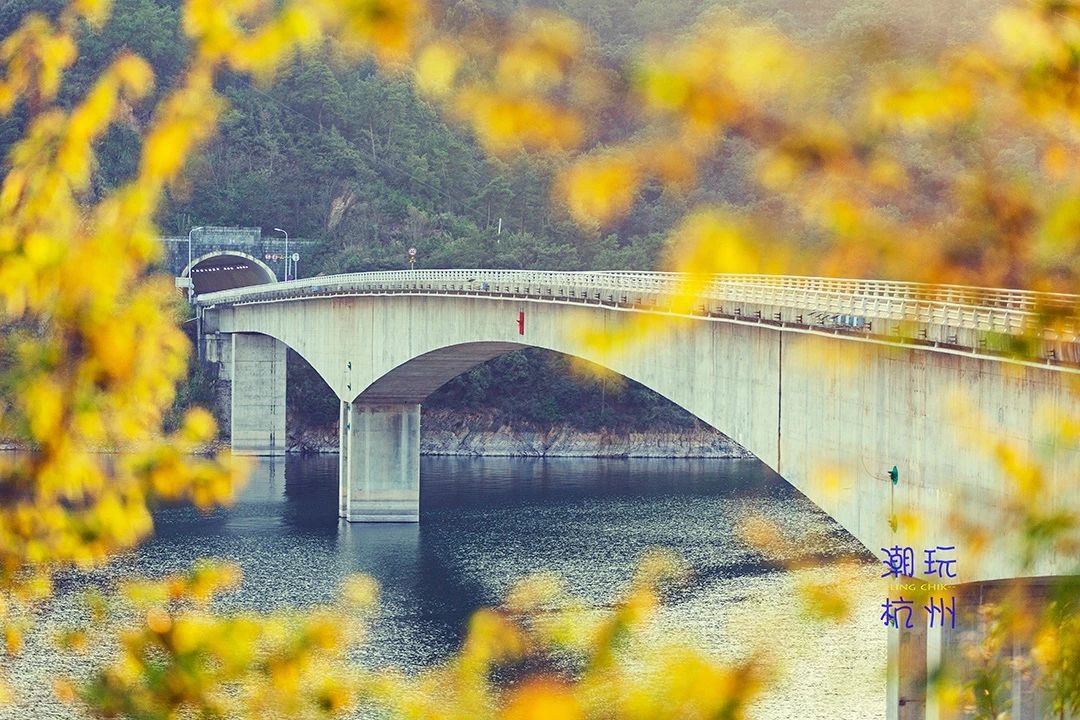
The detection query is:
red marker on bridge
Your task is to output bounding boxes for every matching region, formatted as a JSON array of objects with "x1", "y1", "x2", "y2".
[{"x1": 517, "y1": 310, "x2": 525, "y2": 335}]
